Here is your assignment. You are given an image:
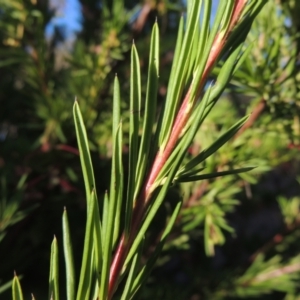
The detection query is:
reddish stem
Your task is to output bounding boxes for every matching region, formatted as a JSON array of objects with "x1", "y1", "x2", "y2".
[
  {"x1": 56, "y1": 144, "x2": 79, "y2": 155},
  {"x1": 234, "y1": 98, "x2": 266, "y2": 140},
  {"x1": 108, "y1": 188, "x2": 148, "y2": 298},
  {"x1": 108, "y1": 234, "x2": 126, "y2": 298},
  {"x1": 108, "y1": 45, "x2": 216, "y2": 299},
  {"x1": 108, "y1": 2, "x2": 248, "y2": 298},
  {"x1": 229, "y1": 1, "x2": 248, "y2": 33}
]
